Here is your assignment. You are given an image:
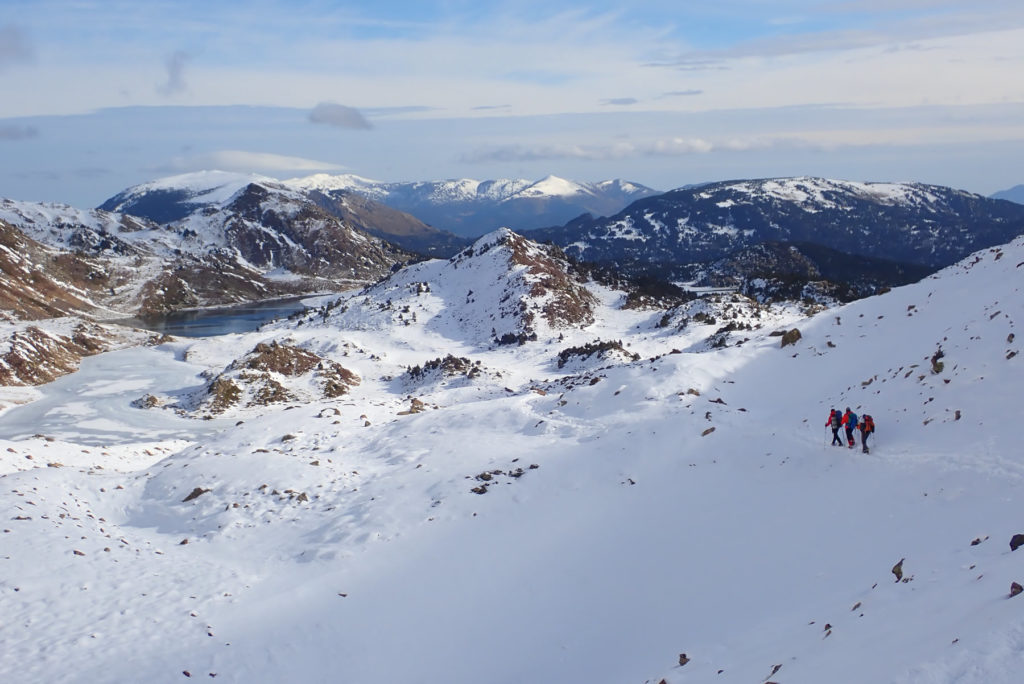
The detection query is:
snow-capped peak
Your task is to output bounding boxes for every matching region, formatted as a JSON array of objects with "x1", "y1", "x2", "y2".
[
  {"x1": 127, "y1": 170, "x2": 279, "y2": 204},
  {"x1": 515, "y1": 175, "x2": 592, "y2": 200},
  {"x1": 285, "y1": 173, "x2": 385, "y2": 194}
]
